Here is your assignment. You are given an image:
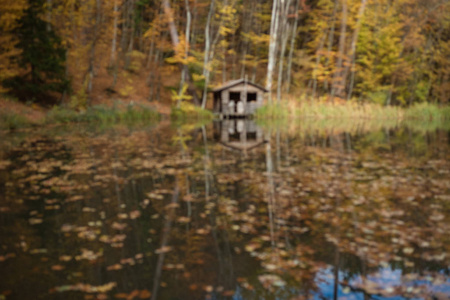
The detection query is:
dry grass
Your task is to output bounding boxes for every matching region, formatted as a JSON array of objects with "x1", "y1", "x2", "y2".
[{"x1": 257, "y1": 98, "x2": 404, "y2": 120}]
